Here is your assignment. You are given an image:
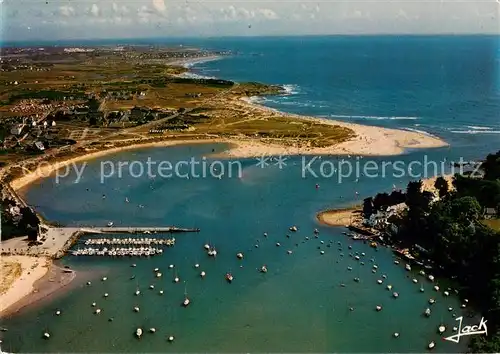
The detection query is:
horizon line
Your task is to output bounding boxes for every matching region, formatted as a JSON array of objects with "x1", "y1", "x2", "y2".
[{"x1": 3, "y1": 33, "x2": 500, "y2": 45}]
